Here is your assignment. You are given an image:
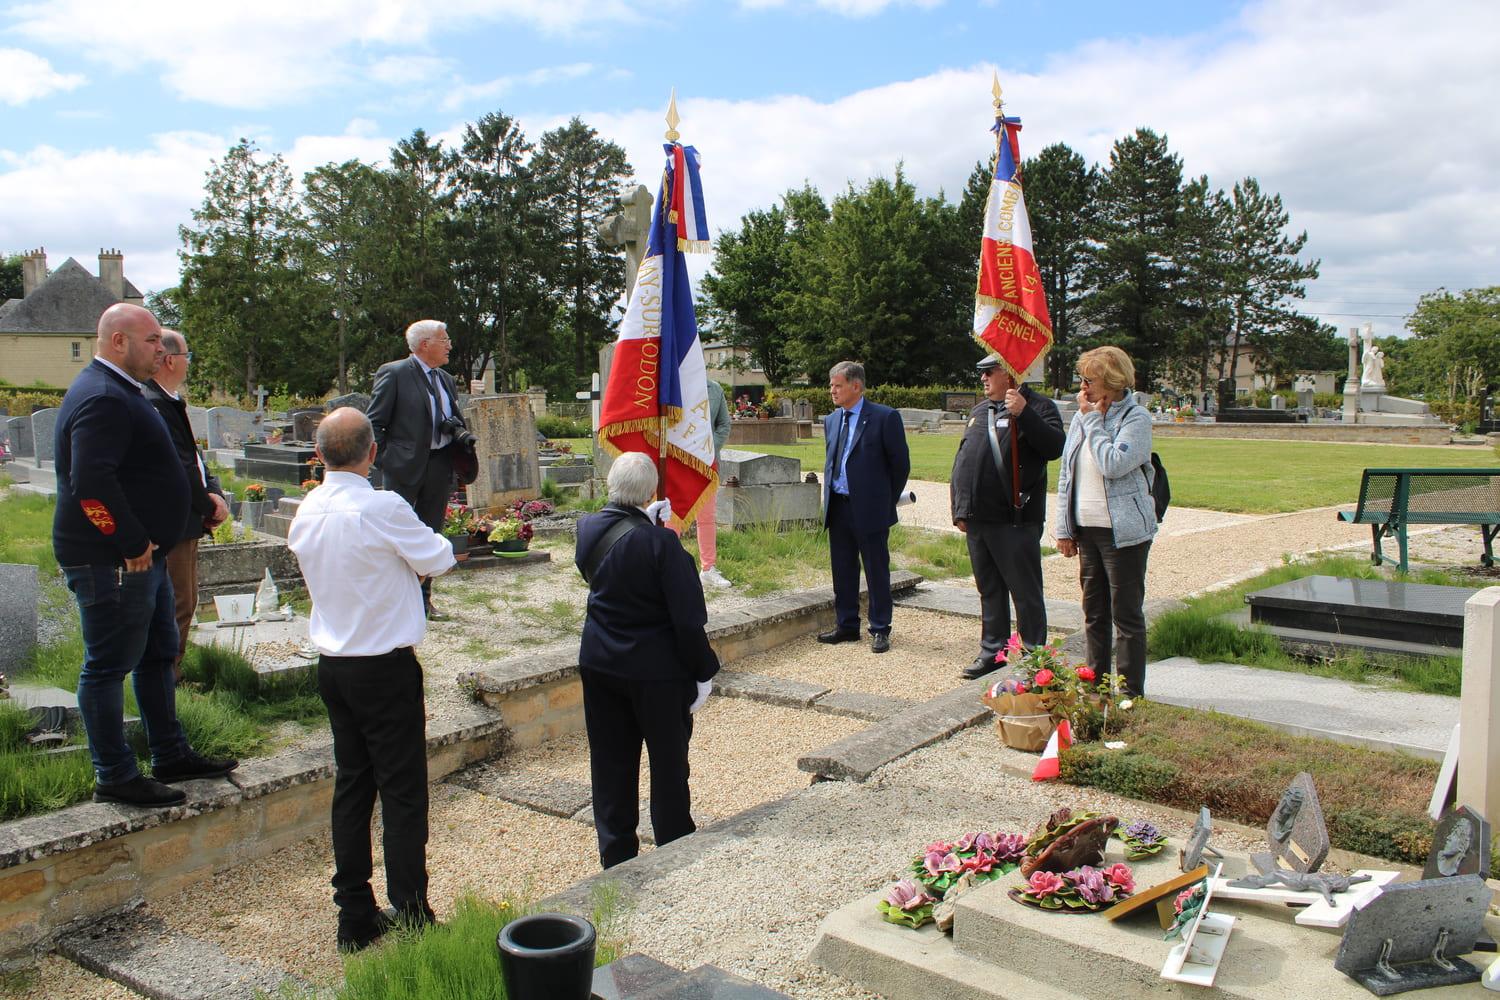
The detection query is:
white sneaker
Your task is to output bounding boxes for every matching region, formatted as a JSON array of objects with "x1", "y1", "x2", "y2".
[{"x1": 700, "y1": 567, "x2": 732, "y2": 590}]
